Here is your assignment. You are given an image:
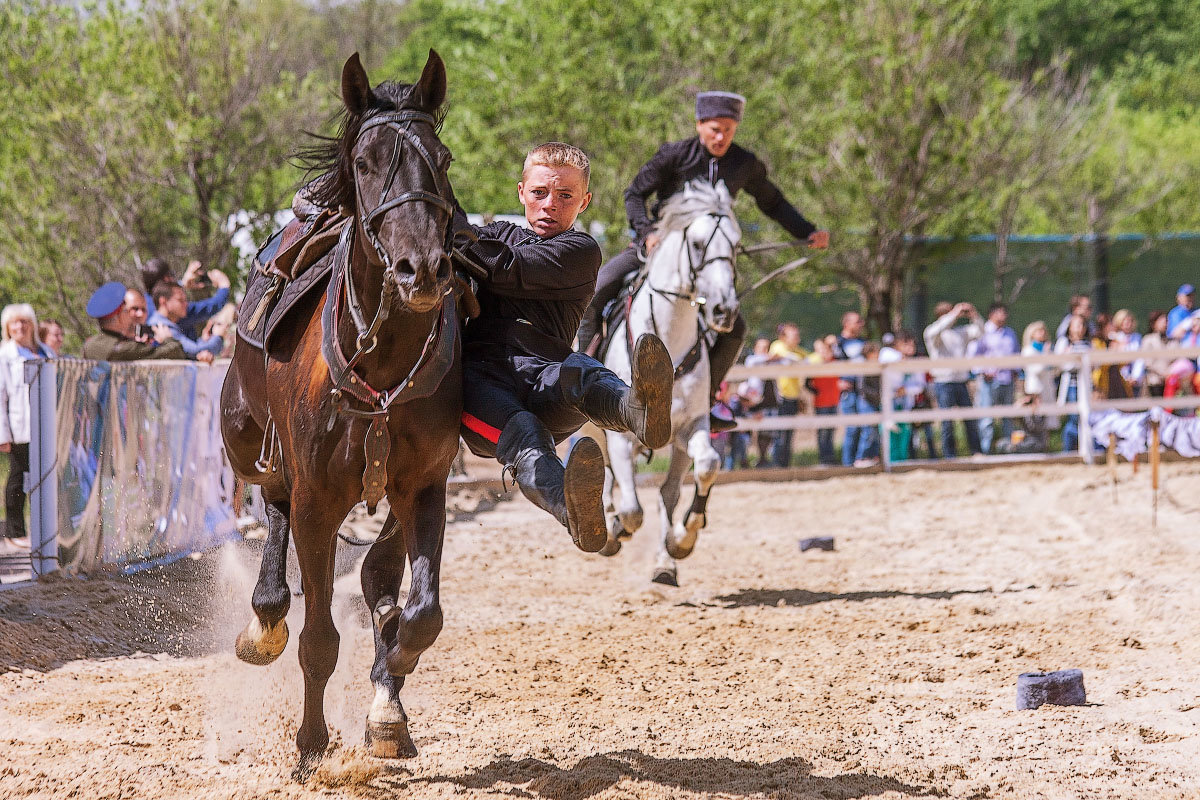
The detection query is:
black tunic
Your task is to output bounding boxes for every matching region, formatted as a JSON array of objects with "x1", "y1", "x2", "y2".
[
  {"x1": 457, "y1": 217, "x2": 602, "y2": 357},
  {"x1": 624, "y1": 137, "x2": 816, "y2": 242}
]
